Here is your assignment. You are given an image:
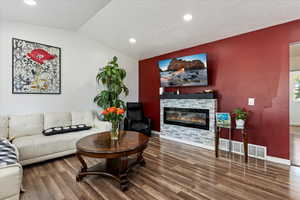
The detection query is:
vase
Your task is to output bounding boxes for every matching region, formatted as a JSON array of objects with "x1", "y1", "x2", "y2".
[
  {"x1": 236, "y1": 119, "x2": 245, "y2": 129},
  {"x1": 110, "y1": 122, "x2": 119, "y2": 140}
]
